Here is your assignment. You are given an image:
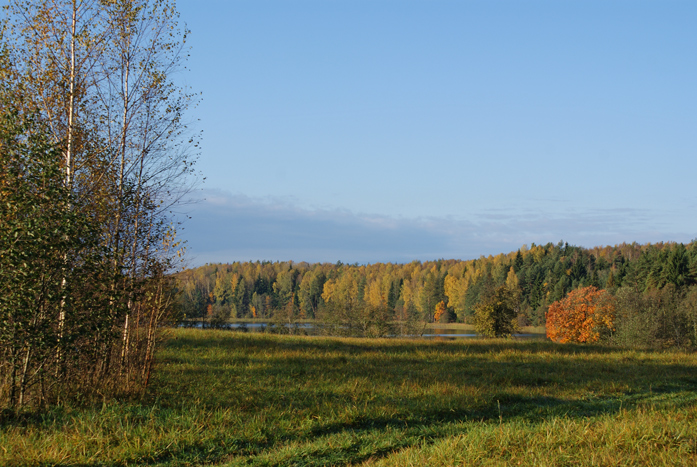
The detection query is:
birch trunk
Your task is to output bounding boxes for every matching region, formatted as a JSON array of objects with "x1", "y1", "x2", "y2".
[{"x1": 57, "y1": 0, "x2": 79, "y2": 365}]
